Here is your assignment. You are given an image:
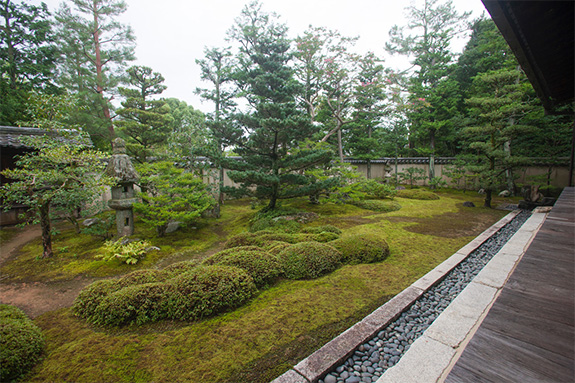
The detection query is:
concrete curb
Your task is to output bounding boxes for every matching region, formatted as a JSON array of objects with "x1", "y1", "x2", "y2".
[{"x1": 271, "y1": 210, "x2": 522, "y2": 383}]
